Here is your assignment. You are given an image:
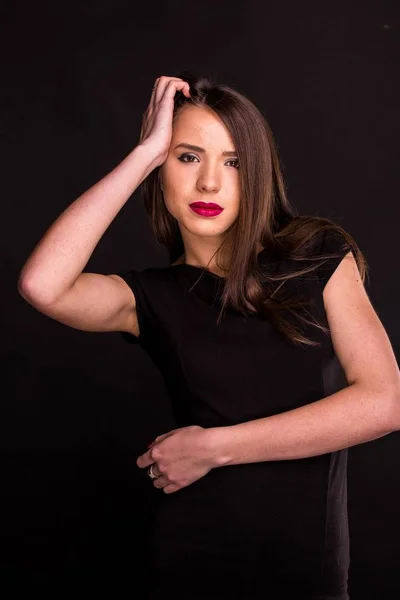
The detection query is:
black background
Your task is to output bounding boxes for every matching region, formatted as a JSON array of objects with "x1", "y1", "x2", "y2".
[{"x1": 2, "y1": 1, "x2": 399, "y2": 598}]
